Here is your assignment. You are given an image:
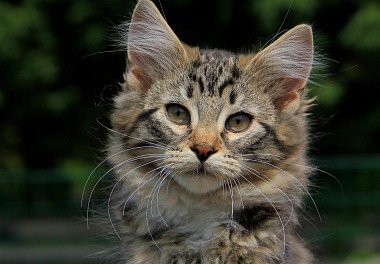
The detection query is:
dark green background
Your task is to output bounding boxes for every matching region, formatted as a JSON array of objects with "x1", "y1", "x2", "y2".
[{"x1": 0, "y1": 0, "x2": 379, "y2": 263}]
